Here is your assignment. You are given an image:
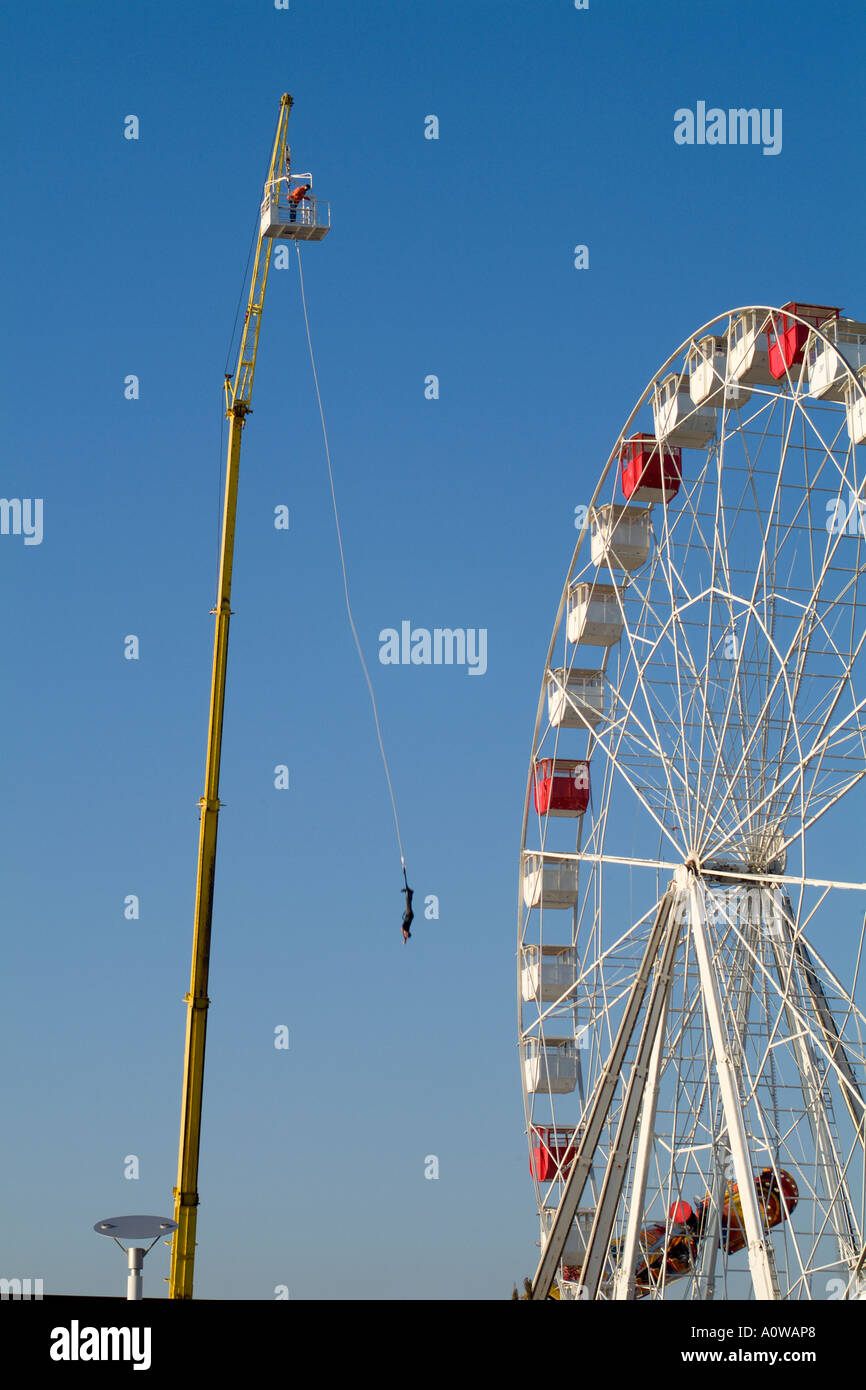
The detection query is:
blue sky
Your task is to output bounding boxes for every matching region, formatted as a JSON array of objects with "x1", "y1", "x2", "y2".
[{"x1": 2, "y1": 0, "x2": 865, "y2": 1300}]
